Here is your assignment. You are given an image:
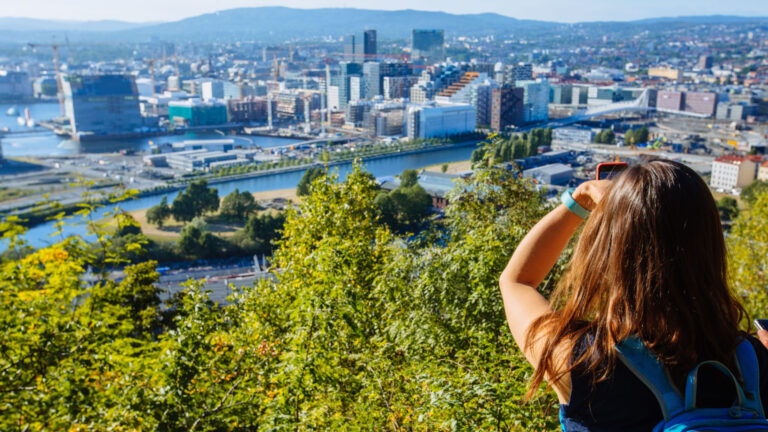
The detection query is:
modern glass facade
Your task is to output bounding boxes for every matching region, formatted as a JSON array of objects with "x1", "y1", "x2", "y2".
[
  {"x1": 62, "y1": 74, "x2": 142, "y2": 135},
  {"x1": 411, "y1": 30, "x2": 445, "y2": 64}
]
